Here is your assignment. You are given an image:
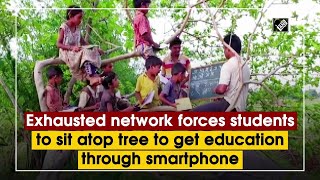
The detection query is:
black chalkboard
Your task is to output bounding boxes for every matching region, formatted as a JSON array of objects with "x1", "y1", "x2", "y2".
[{"x1": 189, "y1": 62, "x2": 224, "y2": 100}]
